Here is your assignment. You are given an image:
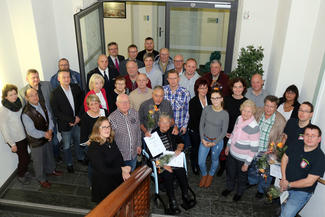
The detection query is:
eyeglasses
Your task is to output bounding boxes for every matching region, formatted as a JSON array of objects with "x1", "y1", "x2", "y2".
[
  {"x1": 211, "y1": 97, "x2": 222, "y2": 100},
  {"x1": 298, "y1": 109, "x2": 311, "y2": 113},
  {"x1": 304, "y1": 134, "x2": 319, "y2": 139},
  {"x1": 100, "y1": 125, "x2": 111, "y2": 130}
]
